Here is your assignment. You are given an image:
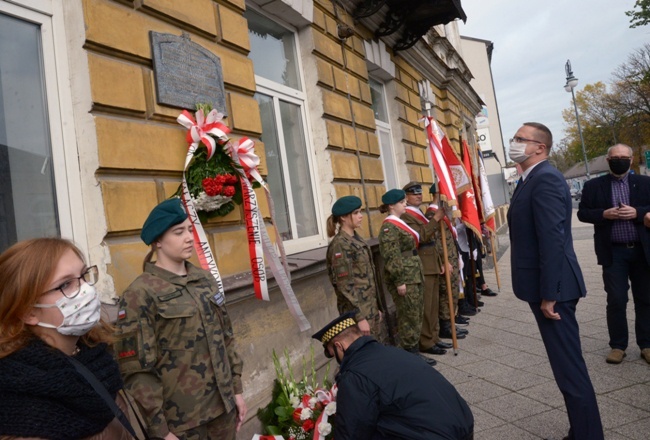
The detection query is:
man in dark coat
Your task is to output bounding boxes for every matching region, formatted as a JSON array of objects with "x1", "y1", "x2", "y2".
[
  {"x1": 507, "y1": 122, "x2": 603, "y2": 440},
  {"x1": 577, "y1": 143, "x2": 650, "y2": 365},
  {"x1": 312, "y1": 312, "x2": 473, "y2": 440}
]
